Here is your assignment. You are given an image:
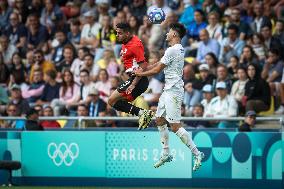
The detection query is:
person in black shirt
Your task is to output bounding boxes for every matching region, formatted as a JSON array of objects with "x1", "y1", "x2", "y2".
[
  {"x1": 25, "y1": 108, "x2": 44, "y2": 131},
  {"x1": 239, "y1": 110, "x2": 256, "y2": 132}
]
